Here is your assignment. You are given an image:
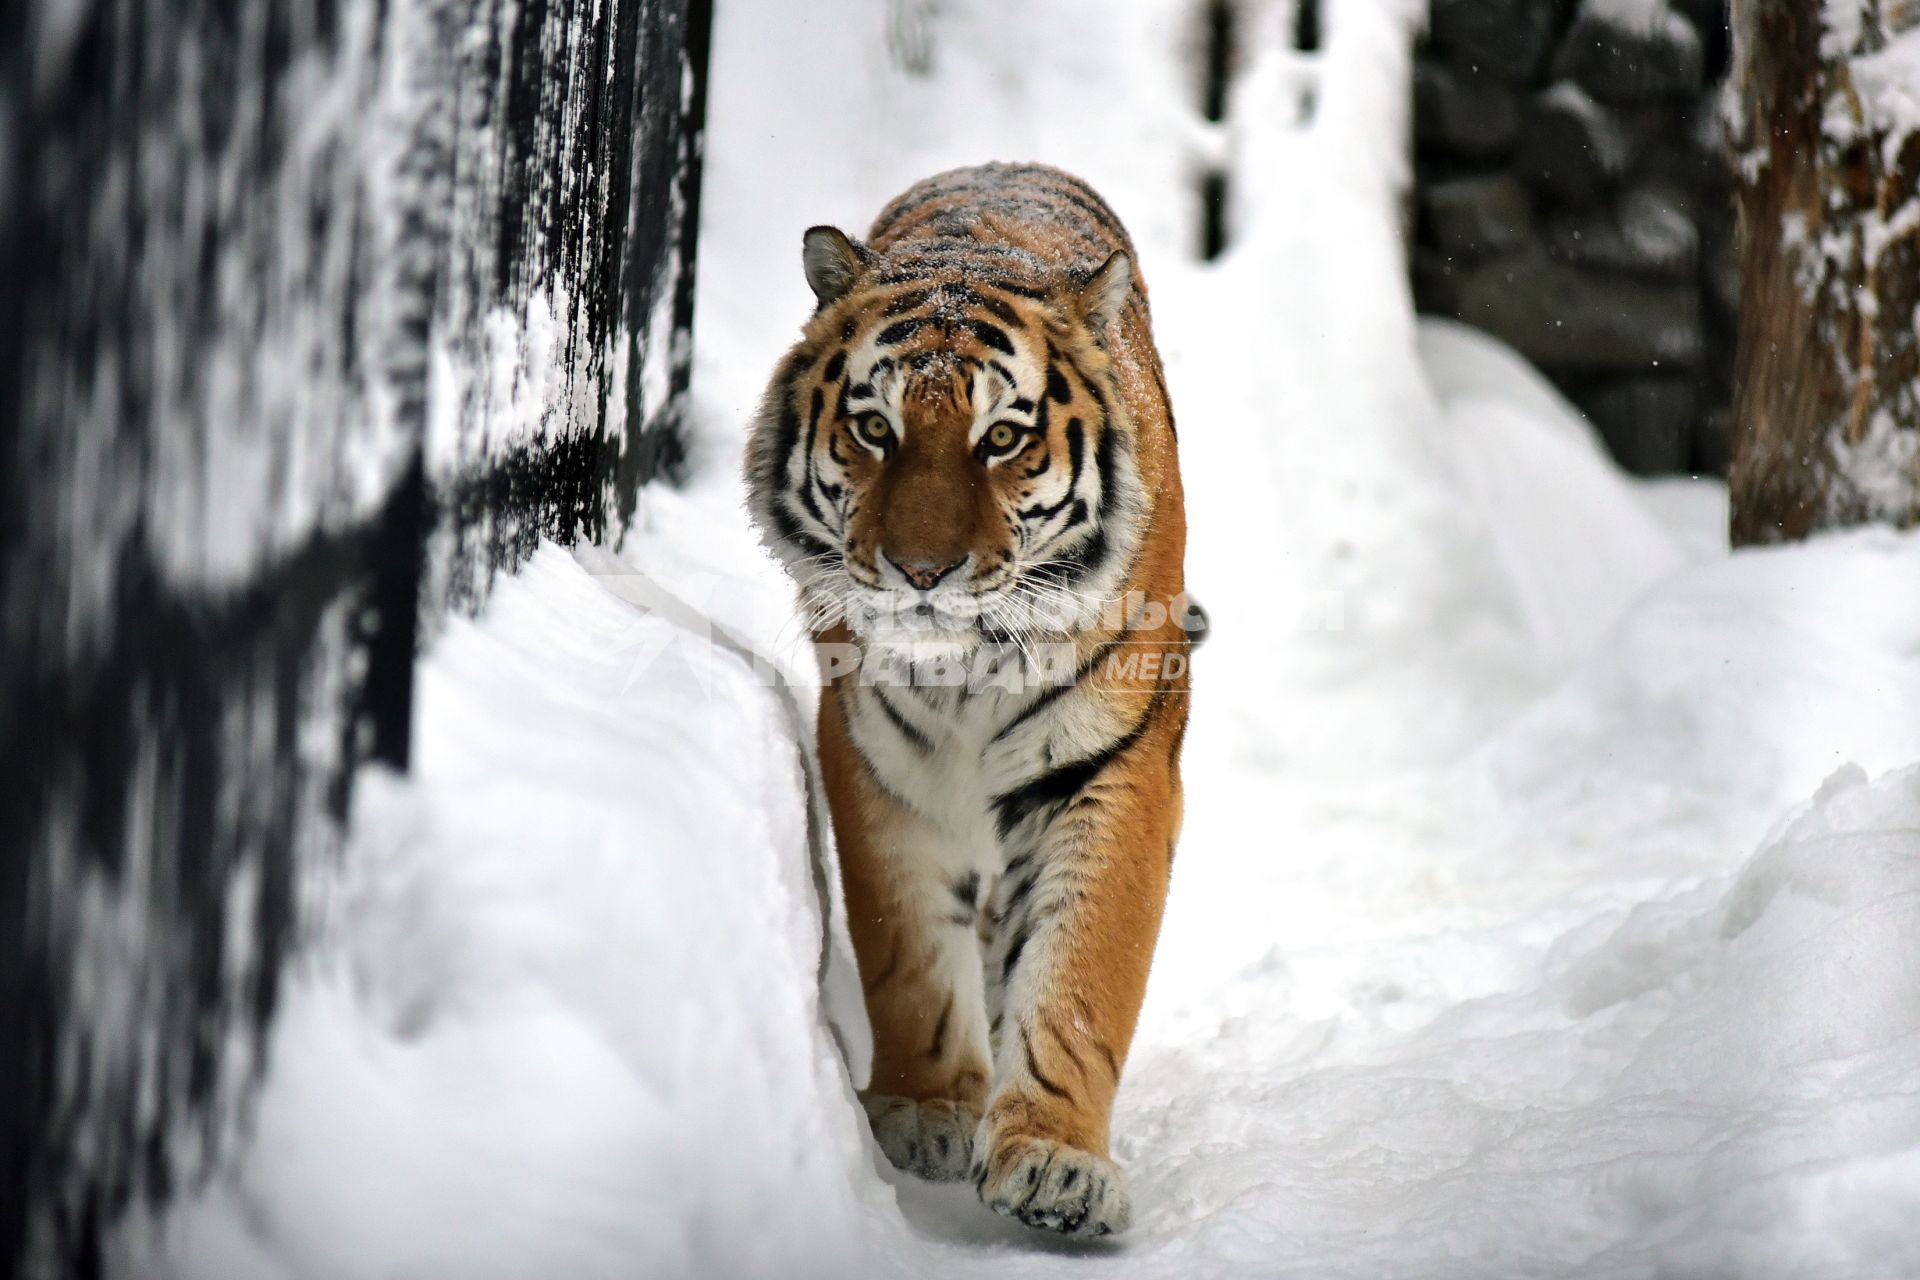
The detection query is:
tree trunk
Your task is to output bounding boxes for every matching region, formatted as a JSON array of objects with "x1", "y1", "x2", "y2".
[{"x1": 1727, "y1": 0, "x2": 1920, "y2": 545}]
